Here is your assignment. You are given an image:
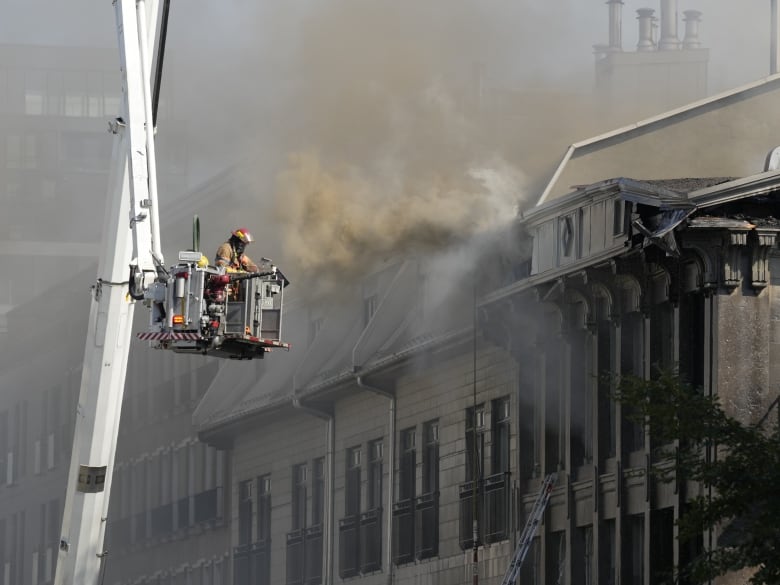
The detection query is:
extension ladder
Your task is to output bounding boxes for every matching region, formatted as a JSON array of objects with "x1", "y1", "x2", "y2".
[{"x1": 500, "y1": 473, "x2": 558, "y2": 585}]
